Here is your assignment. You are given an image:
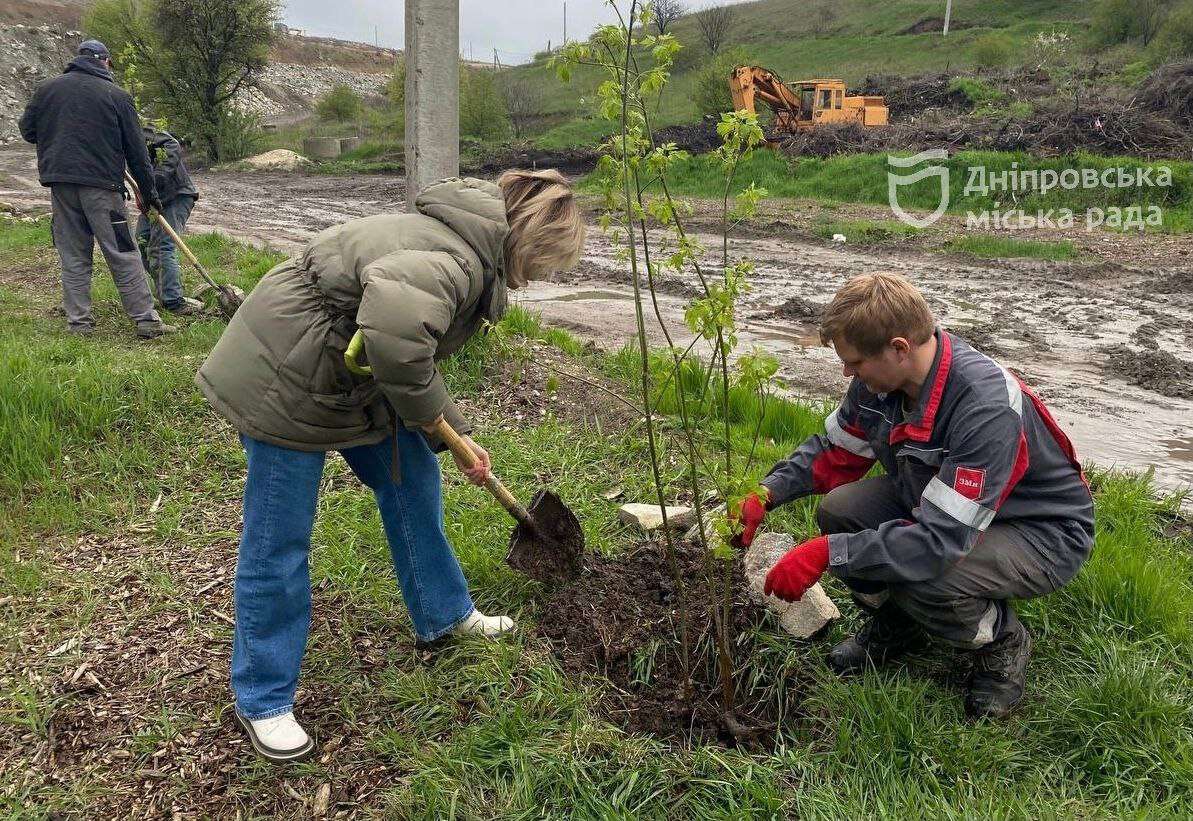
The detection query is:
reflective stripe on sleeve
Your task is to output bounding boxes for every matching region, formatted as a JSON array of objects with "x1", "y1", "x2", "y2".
[
  {"x1": 825, "y1": 409, "x2": 875, "y2": 458},
  {"x1": 922, "y1": 476, "x2": 996, "y2": 531},
  {"x1": 999, "y1": 365, "x2": 1023, "y2": 416}
]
